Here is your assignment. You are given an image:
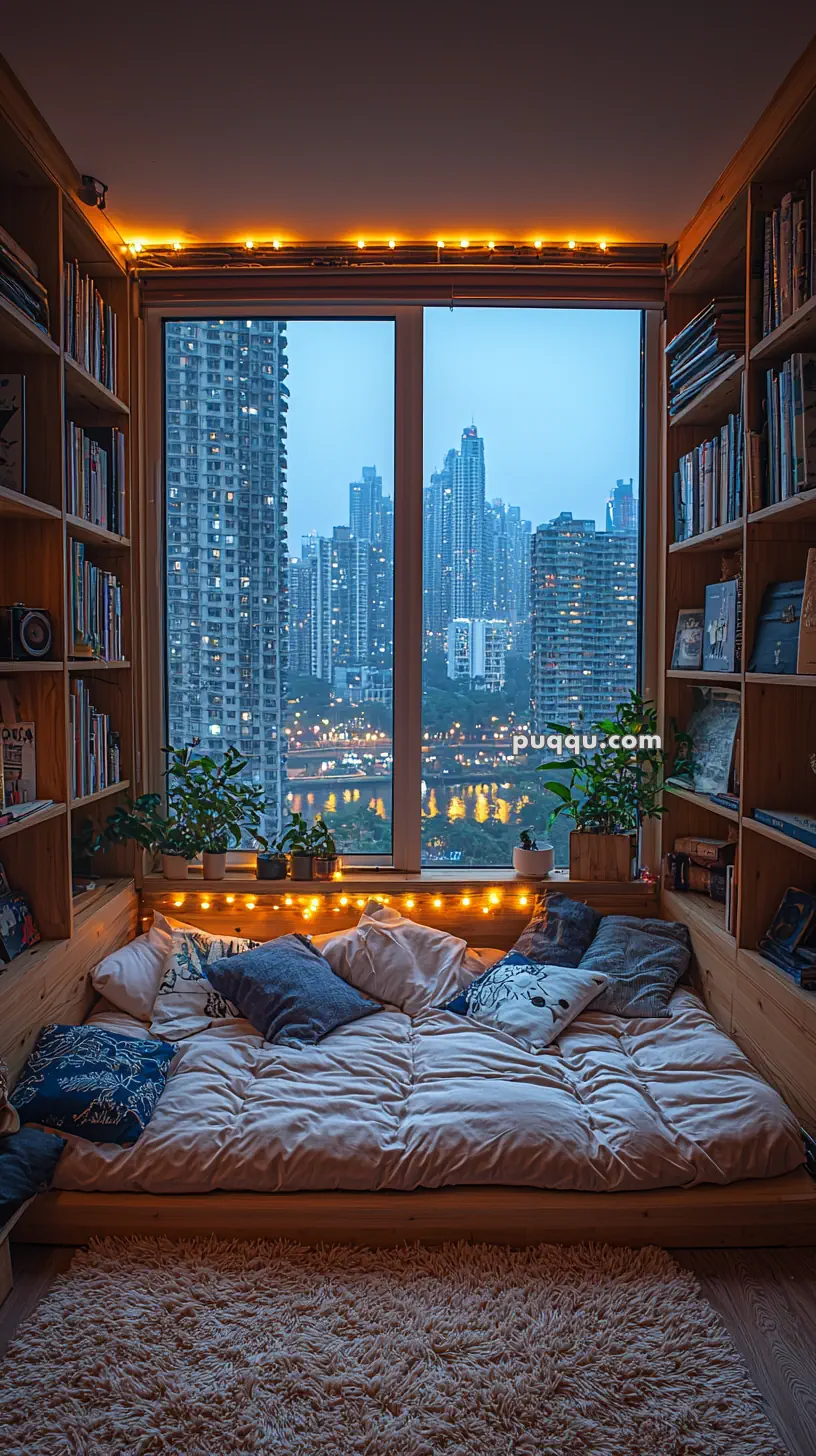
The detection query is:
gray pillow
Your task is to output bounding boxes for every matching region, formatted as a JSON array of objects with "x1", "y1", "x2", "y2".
[
  {"x1": 206, "y1": 933, "x2": 382, "y2": 1046},
  {"x1": 512, "y1": 892, "x2": 601, "y2": 967},
  {"x1": 578, "y1": 916, "x2": 691, "y2": 1017}
]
